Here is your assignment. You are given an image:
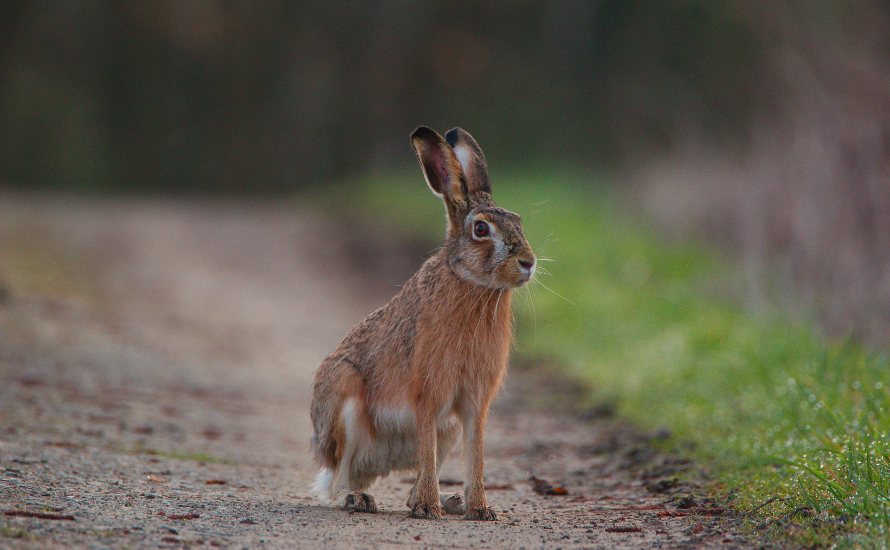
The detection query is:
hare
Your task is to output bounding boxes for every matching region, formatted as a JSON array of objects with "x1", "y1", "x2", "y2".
[{"x1": 310, "y1": 126, "x2": 535, "y2": 520}]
